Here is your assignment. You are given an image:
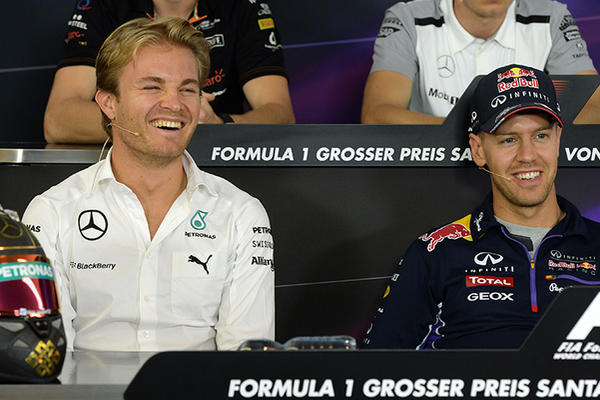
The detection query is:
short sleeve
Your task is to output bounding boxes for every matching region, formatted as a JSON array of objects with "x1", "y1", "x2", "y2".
[
  {"x1": 234, "y1": 0, "x2": 287, "y2": 86},
  {"x1": 370, "y1": 4, "x2": 419, "y2": 81},
  {"x1": 545, "y1": 2, "x2": 596, "y2": 74},
  {"x1": 59, "y1": 0, "x2": 121, "y2": 69}
]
